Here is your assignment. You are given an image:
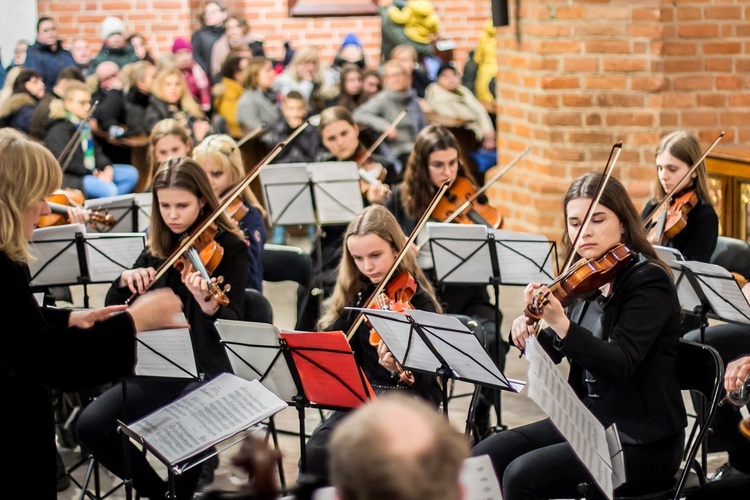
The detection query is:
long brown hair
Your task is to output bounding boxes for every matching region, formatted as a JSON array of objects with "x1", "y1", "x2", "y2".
[
  {"x1": 318, "y1": 205, "x2": 441, "y2": 330},
  {"x1": 652, "y1": 131, "x2": 712, "y2": 205},
  {"x1": 402, "y1": 124, "x2": 476, "y2": 220},
  {"x1": 563, "y1": 172, "x2": 660, "y2": 263}
]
